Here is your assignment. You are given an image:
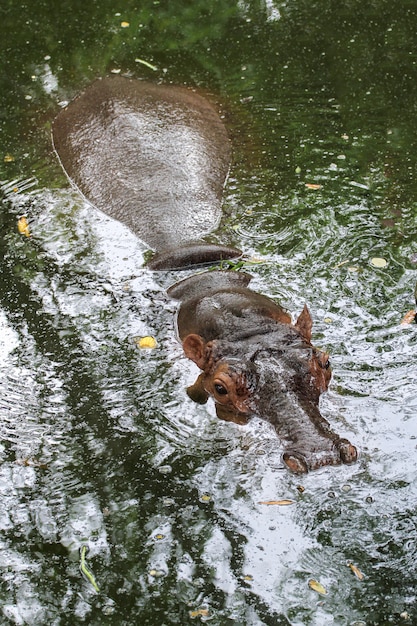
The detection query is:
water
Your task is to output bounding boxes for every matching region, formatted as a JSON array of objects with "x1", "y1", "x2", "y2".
[{"x1": 1, "y1": 1, "x2": 417, "y2": 624}]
